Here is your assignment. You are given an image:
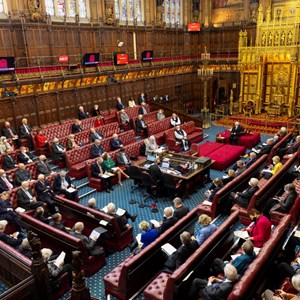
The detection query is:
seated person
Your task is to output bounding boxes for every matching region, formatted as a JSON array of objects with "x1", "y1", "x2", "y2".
[
  {"x1": 140, "y1": 138, "x2": 148, "y2": 156},
  {"x1": 67, "y1": 134, "x2": 80, "y2": 150},
  {"x1": 70, "y1": 222, "x2": 104, "y2": 256},
  {"x1": 51, "y1": 138, "x2": 66, "y2": 162},
  {"x1": 0, "y1": 220, "x2": 24, "y2": 247},
  {"x1": 41, "y1": 248, "x2": 72, "y2": 291},
  {"x1": 87, "y1": 198, "x2": 100, "y2": 211},
  {"x1": 263, "y1": 183, "x2": 298, "y2": 217},
  {"x1": 228, "y1": 177, "x2": 259, "y2": 209},
  {"x1": 229, "y1": 121, "x2": 244, "y2": 145},
  {"x1": 245, "y1": 152, "x2": 258, "y2": 168},
  {"x1": 188, "y1": 264, "x2": 238, "y2": 300},
  {"x1": 170, "y1": 113, "x2": 181, "y2": 127},
  {"x1": 53, "y1": 170, "x2": 77, "y2": 201},
  {"x1": 2, "y1": 148, "x2": 18, "y2": 170},
  {"x1": 102, "y1": 152, "x2": 129, "y2": 186},
  {"x1": 116, "y1": 97, "x2": 125, "y2": 111},
  {"x1": 261, "y1": 155, "x2": 283, "y2": 179},
  {"x1": 135, "y1": 115, "x2": 148, "y2": 136},
  {"x1": 91, "y1": 156, "x2": 113, "y2": 193},
  {"x1": 116, "y1": 147, "x2": 131, "y2": 169},
  {"x1": 110, "y1": 133, "x2": 123, "y2": 150},
  {"x1": 0, "y1": 191, "x2": 23, "y2": 231},
  {"x1": 35, "y1": 174, "x2": 57, "y2": 214},
  {"x1": 15, "y1": 163, "x2": 32, "y2": 186},
  {"x1": 277, "y1": 126, "x2": 287, "y2": 140},
  {"x1": 92, "y1": 104, "x2": 101, "y2": 117},
  {"x1": 193, "y1": 214, "x2": 217, "y2": 246},
  {"x1": 94, "y1": 115, "x2": 105, "y2": 127},
  {"x1": 138, "y1": 92, "x2": 146, "y2": 105},
  {"x1": 221, "y1": 169, "x2": 236, "y2": 185},
  {"x1": 173, "y1": 197, "x2": 189, "y2": 219},
  {"x1": 49, "y1": 213, "x2": 71, "y2": 233},
  {"x1": 139, "y1": 221, "x2": 159, "y2": 249},
  {"x1": 148, "y1": 158, "x2": 163, "y2": 185},
  {"x1": 235, "y1": 160, "x2": 246, "y2": 176},
  {"x1": 34, "y1": 128, "x2": 48, "y2": 148},
  {"x1": 120, "y1": 109, "x2": 130, "y2": 126},
  {"x1": 0, "y1": 136, "x2": 13, "y2": 155},
  {"x1": 128, "y1": 97, "x2": 136, "y2": 108},
  {"x1": 138, "y1": 102, "x2": 148, "y2": 115},
  {"x1": 17, "y1": 146, "x2": 34, "y2": 164},
  {"x1": 78, "y1": 105, "x2": 89, "y2": 120},
  {"x1": 17, "y1": 180, "x2": 42, "y2": 211},
  {"x1": 0, "y1": 169, "x2": 14, "y2": 193},
  {"x1": 18, "y1": 238, "x2": 32, "y2": 258},
  {"x1": 106, "y1": 202, "x2": 137, "y2": 232},
  {"x1": 211, "y1": 240, "x2": 256, "y2": 276},
  {"x1": 157, "y1": 109, "x2": 165, "y2": 121},
  {"x1": 205, "y1": 178, "x2": 223, "y2": 202},
  {"x1": 91, "y1": 139, "x2": 104, "y2": 158},
  {"x1": 253, "y1": 138, "x2": 274, "y2": 156},
  {"x1": 90, "y1": 127, "x2": 104, "y2": 143},
  {"x1": 174, "y1": 125, "x2": 190, "y2": 151},
  {"x1": 71, "y1": 119, "x2": 83, "y2": 134},
  {"x1": 19, "y1": 118, "x2": 33, "y2": 150},
  {"x1": 2, "y1": 121, "x2": 21, "y2": 148},
  {"x1": 34, "y1": 206, "x2": 52, "y2": 224},
  {"x1": 153, "y1": 207, "x2": 178, "y2": 235},
  {"x1": 163, "y1": 231, "x2": 198, "y2": 274},
  {"x1": 278, "y1": 135, "x2": 300, "y2": 158},
  {"x1": 145, "y1": 135, "x2": 159, "y2": 156},
  {"x1": 37, "y1": 155, "x2": 53, "y2": 176}
]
